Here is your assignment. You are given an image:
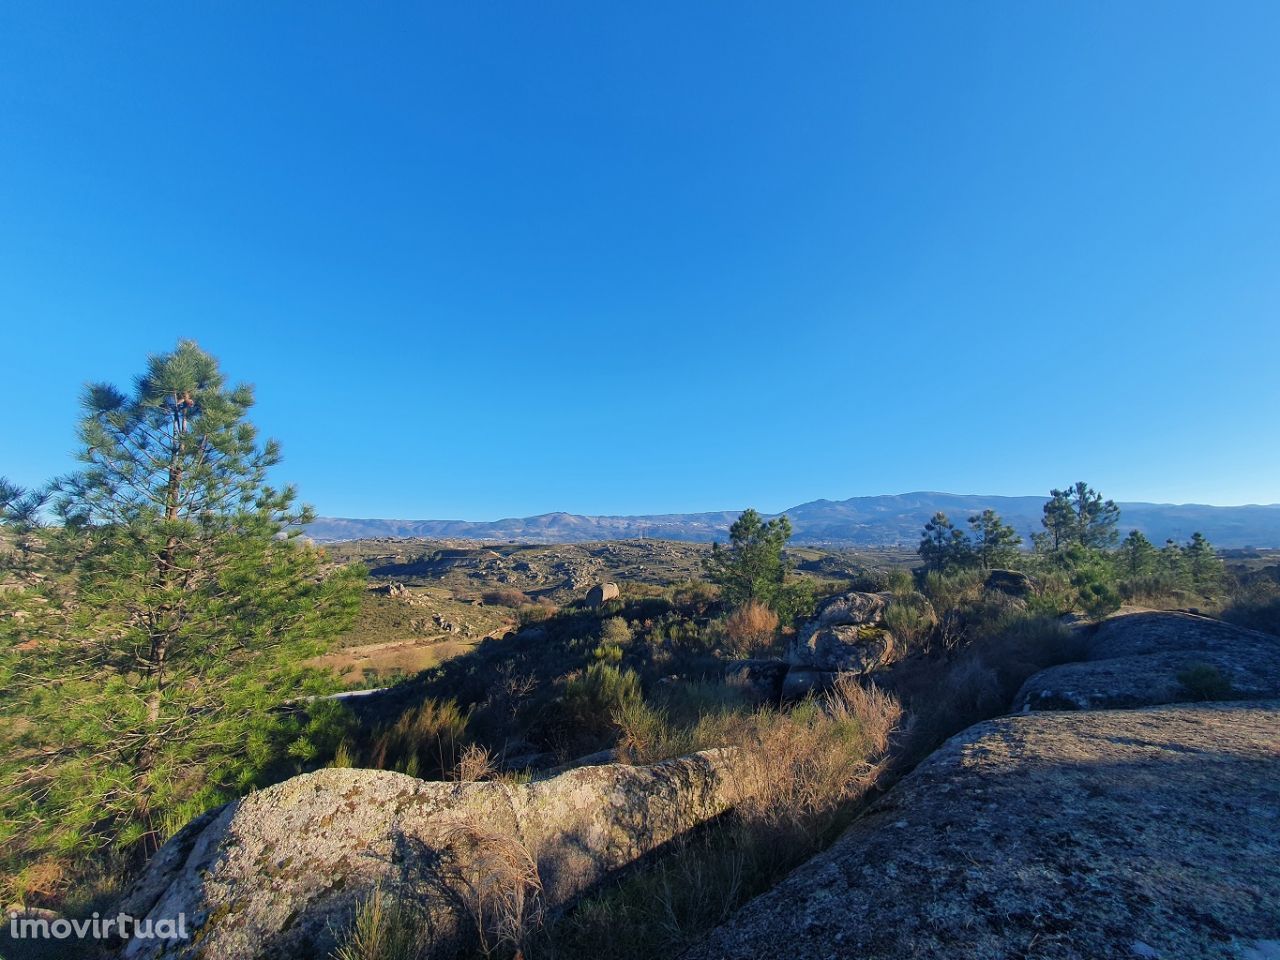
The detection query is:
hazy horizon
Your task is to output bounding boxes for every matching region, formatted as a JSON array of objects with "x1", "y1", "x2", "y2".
[{"x1": 319, "y1": 489, "x2": 1280, "y2": 525}]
